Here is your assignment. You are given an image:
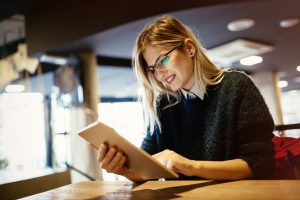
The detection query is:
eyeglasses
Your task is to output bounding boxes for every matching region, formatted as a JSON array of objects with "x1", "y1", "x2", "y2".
[{"x1": 146, "y1": 42, "x2": 183, "y2": 75}]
